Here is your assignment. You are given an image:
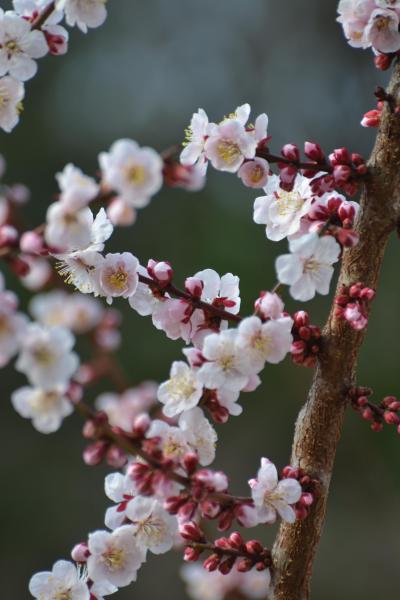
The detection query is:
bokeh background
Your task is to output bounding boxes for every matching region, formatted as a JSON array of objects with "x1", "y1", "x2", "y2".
[{"x1": 1, "y1": 0, "x2": 400, "y2": 598}]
